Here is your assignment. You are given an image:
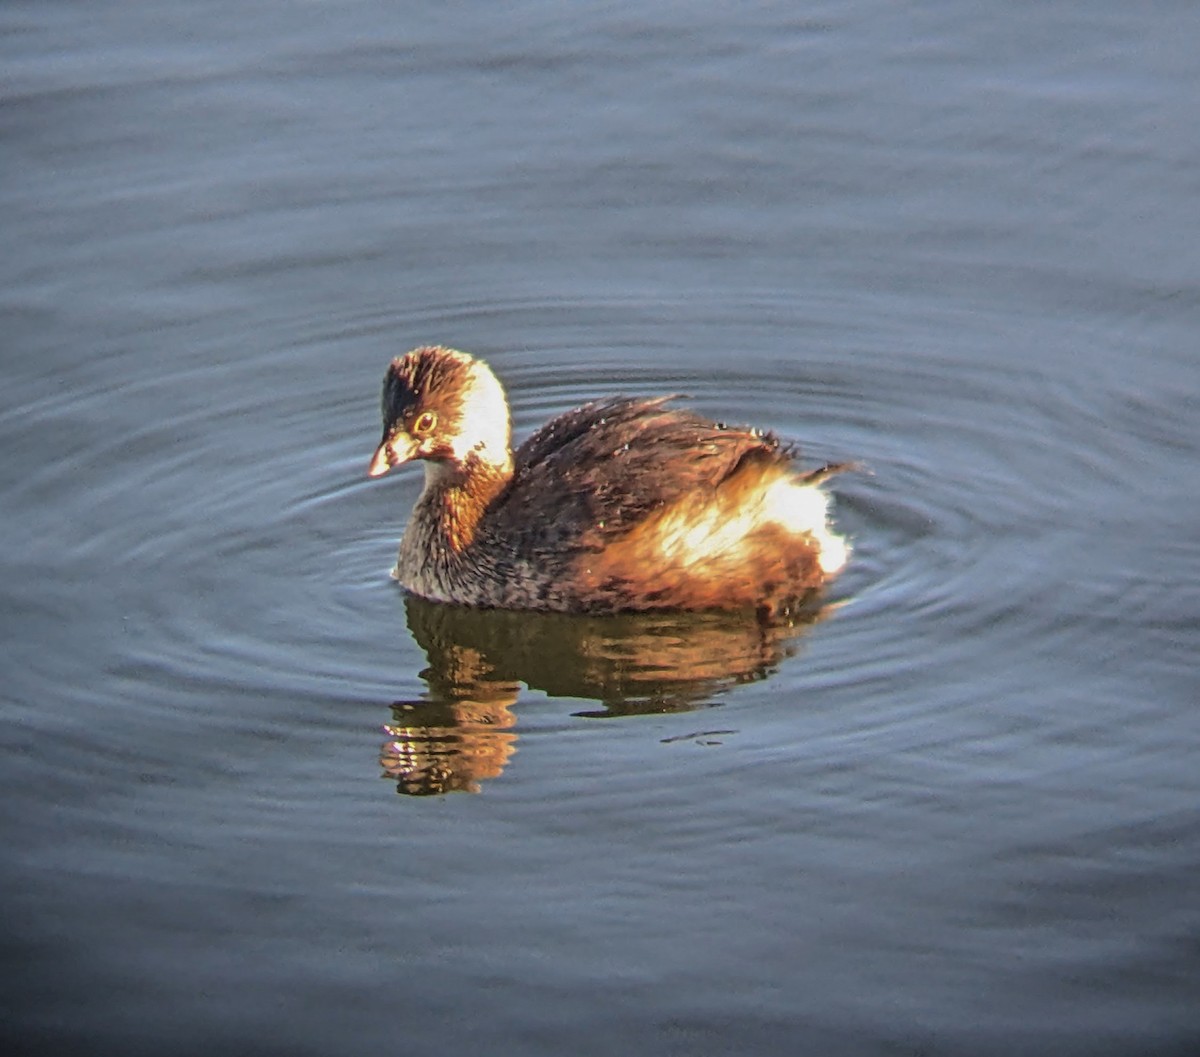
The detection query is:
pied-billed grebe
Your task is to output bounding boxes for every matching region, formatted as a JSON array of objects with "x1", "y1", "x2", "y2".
[{"x1": 368, "y1": 346, "x2": 851, "y2": 615}]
